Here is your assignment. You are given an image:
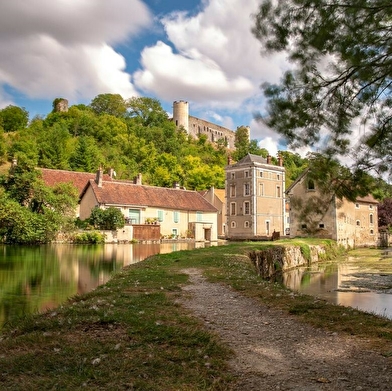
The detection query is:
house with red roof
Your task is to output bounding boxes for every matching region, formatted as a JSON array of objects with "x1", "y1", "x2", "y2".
[
  {"x1": 79, "y1": 169, "x2": 218, "y2": 242},
  {"x1": 40, "y1": 168, "x2": 114, "y2": 216}
]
